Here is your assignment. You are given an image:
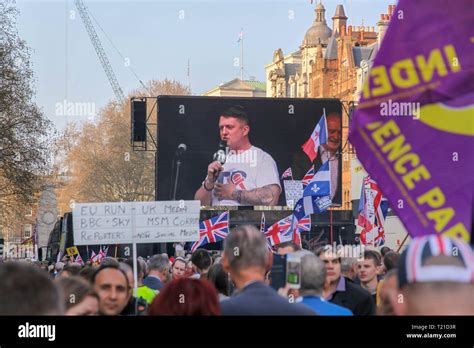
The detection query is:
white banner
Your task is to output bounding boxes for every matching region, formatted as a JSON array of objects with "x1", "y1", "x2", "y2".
[{"x1": 73, "y1": 201, "x2": 200, "y2": 245}]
